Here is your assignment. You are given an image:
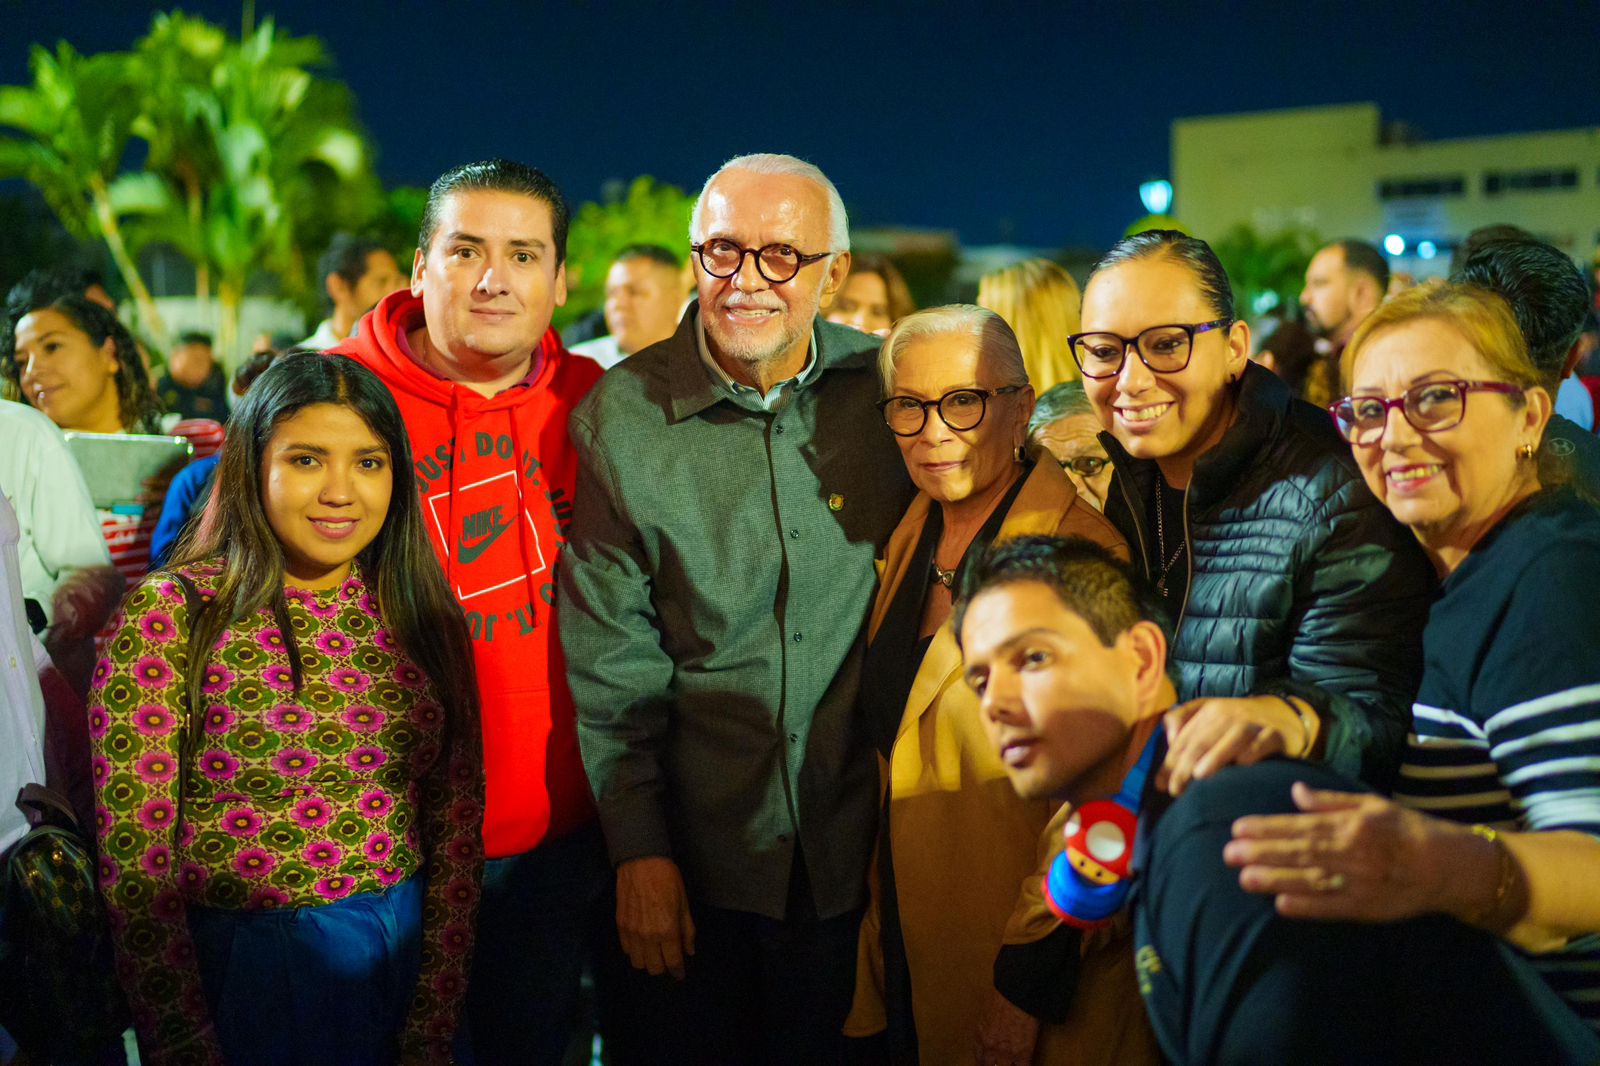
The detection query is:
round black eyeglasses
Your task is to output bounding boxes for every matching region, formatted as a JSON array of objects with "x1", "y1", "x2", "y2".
[
  {"x1": 691, "y1": 238, "x2": 832, "y2": 284},
  {"x1": 877, "y1": 386, "x2": 1025, "y2": 437}
]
